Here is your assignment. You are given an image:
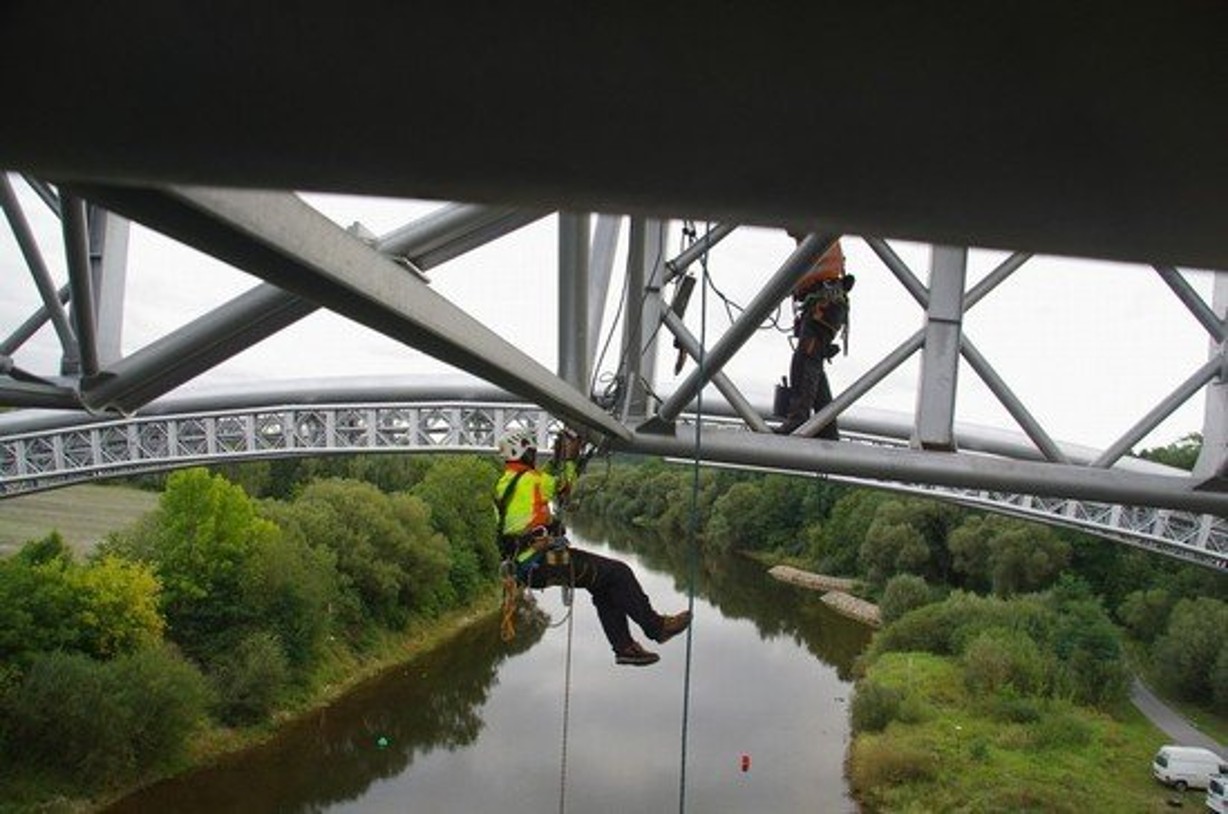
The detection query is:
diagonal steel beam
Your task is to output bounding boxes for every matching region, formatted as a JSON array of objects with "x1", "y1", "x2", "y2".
[
  {"x1": 1091, "y1": 356, "x2": 1222, "y2": 469},
  {"x1": 1154, "y1": 265, "x2": 1225, "y2": 343},
  {"x1": 664, "y1": 222, "x2": 736, "y2": 283},
  {"x1": 656, "y1": 296, "x2": 771, "y2": 432},
  {"x1": 81, "y1": 284, "x2": 317, "y2": 413},
  {"x1": 0, "y1": 176, "x2": 77, "y2": 356},
  {"x1": 653, "y1": 233, "x2": 838, "y2": 424},
  {"x1": 375, "y1": 204, "x2": 548, "y2": 271},
  {"x1": 0, "y1": 284, "x2": 71, "y2": 357},
  {"x1": 20, "y1": 175, "x2": 61, "y2": 217},
  {"x1": 68, "y1": 183, "x2": 630, "y2": 440}
]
